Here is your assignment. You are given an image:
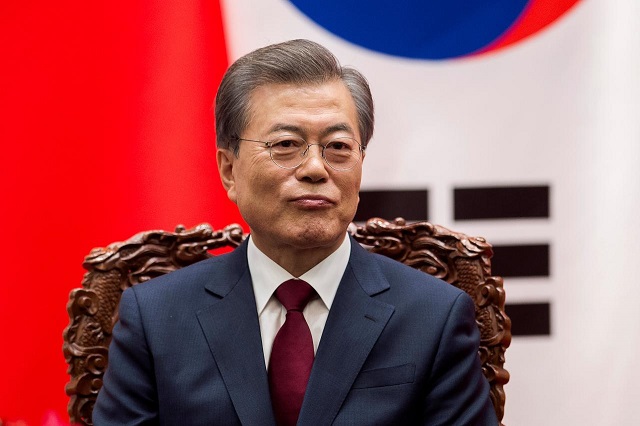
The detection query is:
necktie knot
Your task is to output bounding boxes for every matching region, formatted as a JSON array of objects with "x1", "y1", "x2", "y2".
[{"x1": 275, "y1": 279, "x2": 315, "y2": 312}]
